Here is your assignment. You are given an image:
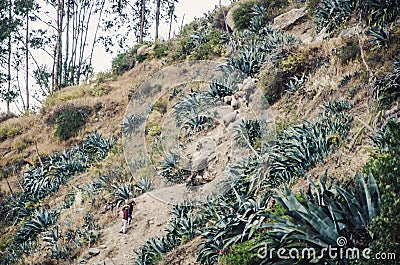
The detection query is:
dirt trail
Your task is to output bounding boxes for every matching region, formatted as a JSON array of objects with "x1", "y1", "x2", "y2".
[{"x1": 83, "y1": 193, "x2": 173, "y2": 265}]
